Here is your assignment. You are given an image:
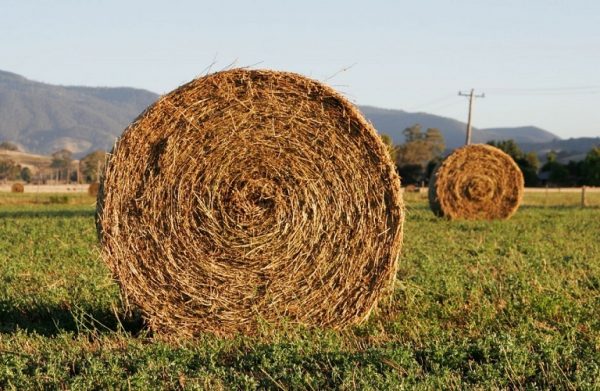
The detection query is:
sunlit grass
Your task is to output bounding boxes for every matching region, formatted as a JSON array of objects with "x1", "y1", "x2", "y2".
[{"x1": 0, "y1": 198, "x2": 598, "y2": 388}]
